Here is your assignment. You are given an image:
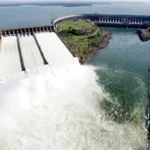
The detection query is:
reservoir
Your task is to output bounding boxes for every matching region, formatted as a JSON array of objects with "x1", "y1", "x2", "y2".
[{"x1": 0, "y1": 2, "x2": 150, "y2": 150}]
